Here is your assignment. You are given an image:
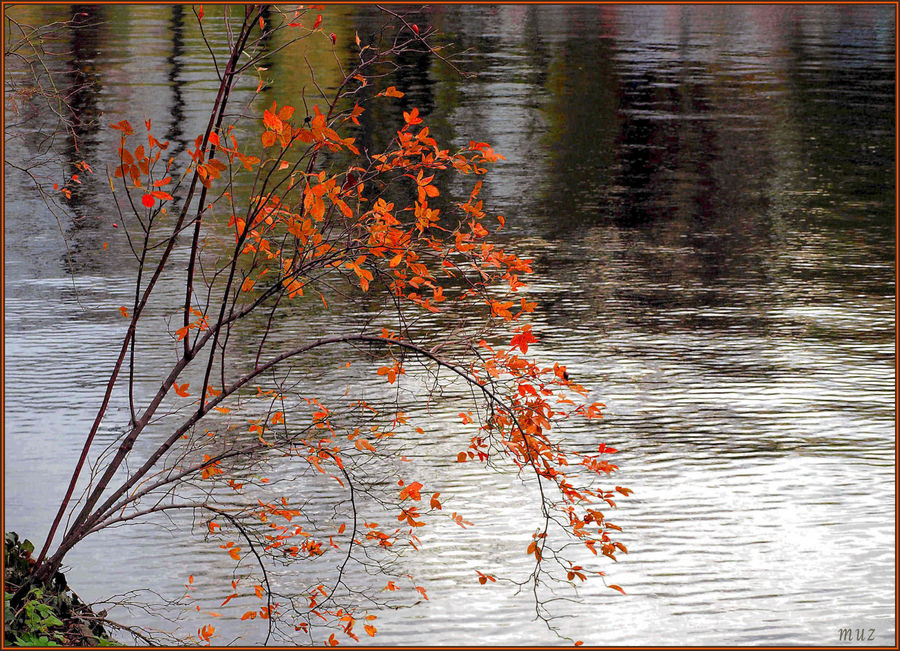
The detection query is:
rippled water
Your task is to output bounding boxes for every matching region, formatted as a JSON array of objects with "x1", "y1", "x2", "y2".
[{"x1": 4, "y1": 4, "x2": 895, "y2": 646}]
